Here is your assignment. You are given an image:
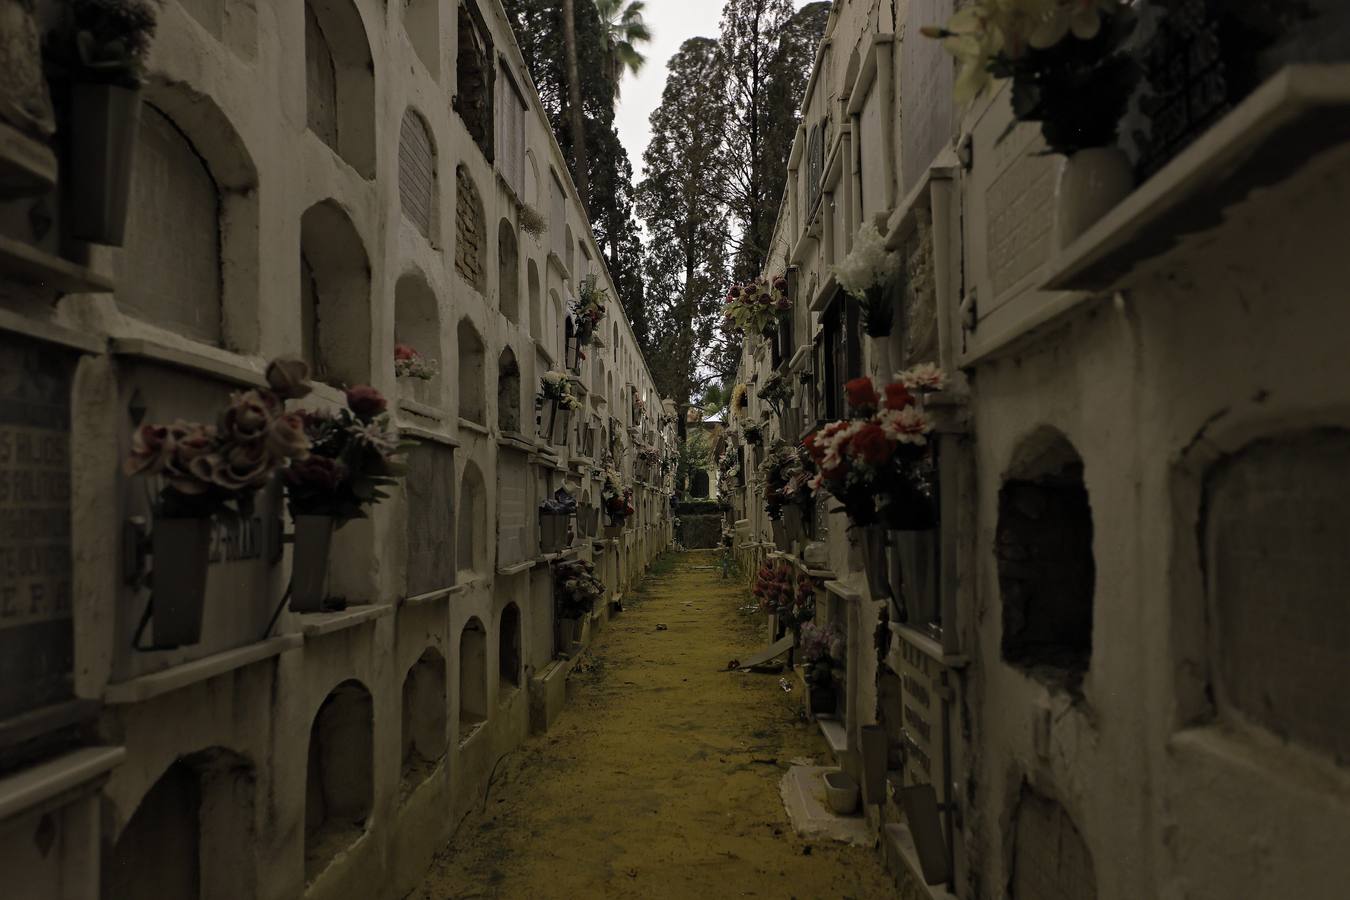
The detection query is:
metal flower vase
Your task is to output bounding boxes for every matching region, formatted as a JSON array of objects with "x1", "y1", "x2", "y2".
[
  {"x1": 289, "y1": 515, "x2": 335, "y2": 613},
  {"x1": 69, "y1": 83, "x2": 142, "y2": 245},
  {"x1": 150, "y1": 516, "x2": 213, "y2": 648},
  {"x1": 859, "y1": 524, "x2": 892, "y2": 601}
]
